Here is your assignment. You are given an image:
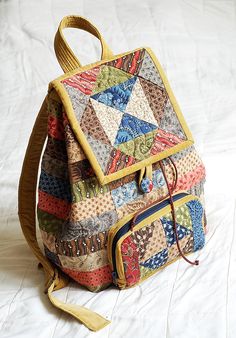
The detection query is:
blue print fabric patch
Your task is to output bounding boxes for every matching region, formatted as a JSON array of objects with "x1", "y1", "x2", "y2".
[
  {"x1": 161, "y1": 218, "x2": 192, "y2": 247},
  {"x1": 111, "y1": 180, "x2": 141, "y2": 208},
  {"x1": 187, "y1": 200, "x2": 205, "y2": 251},
  {"x1": 114, "y1": 113, "x2": 157, "y2": 145},
  {"x1": 92, "y1": 77, "x2": 137, "y2": 112},
  {"x1": 140, "y1": 248, "x2": 168, "y2": 270}
]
